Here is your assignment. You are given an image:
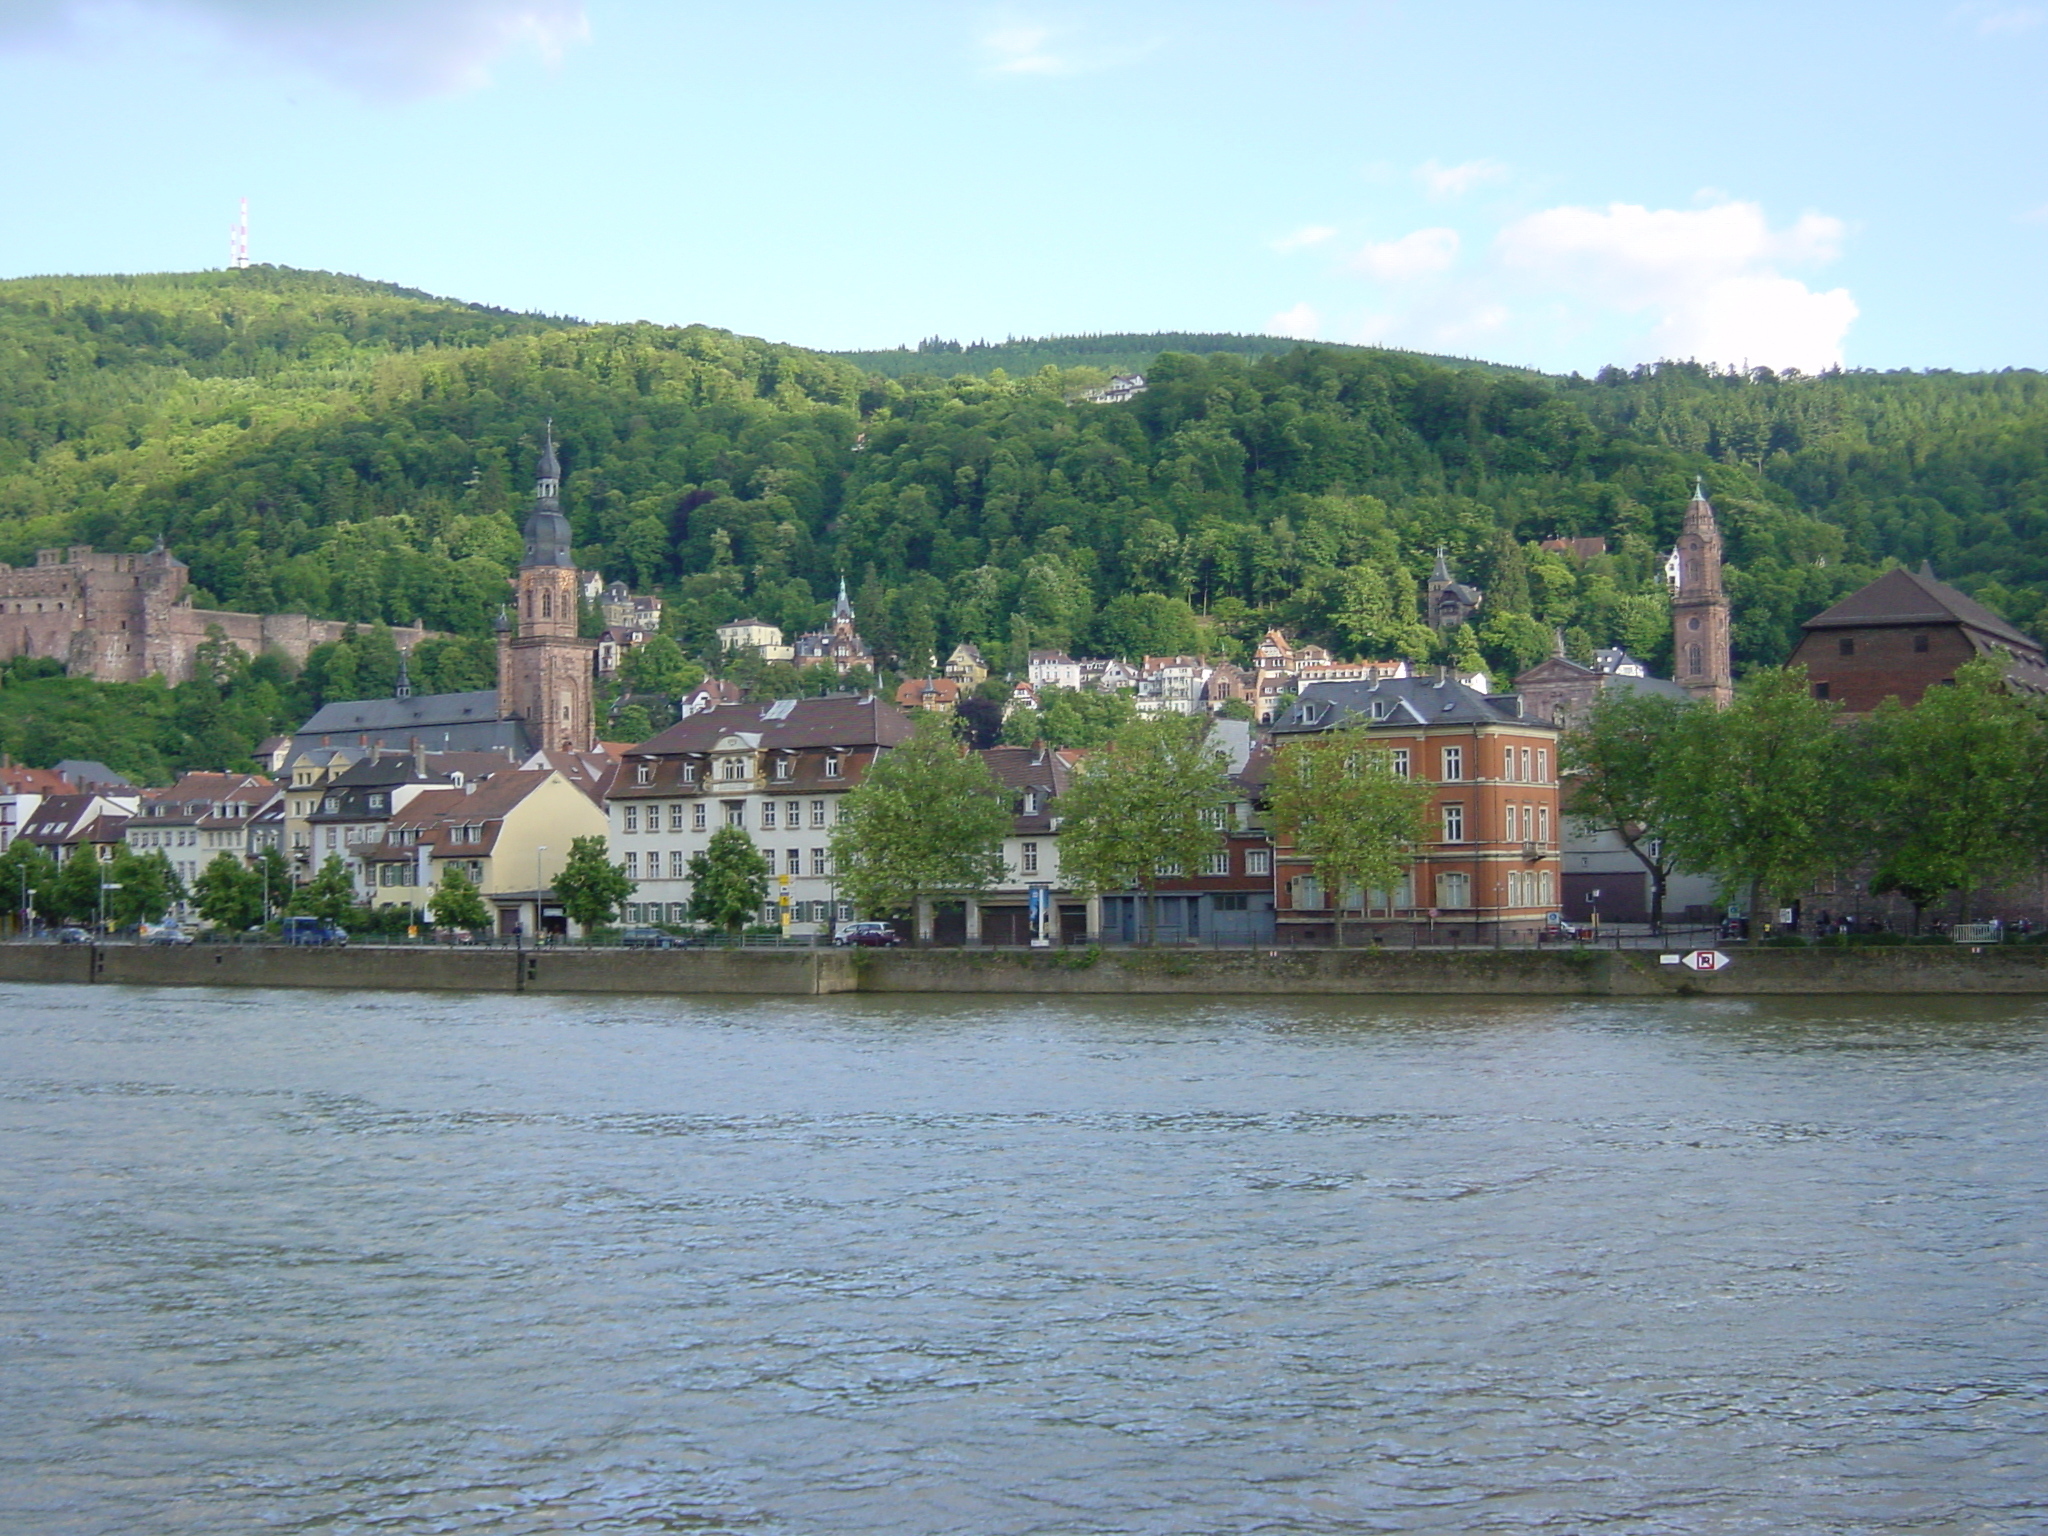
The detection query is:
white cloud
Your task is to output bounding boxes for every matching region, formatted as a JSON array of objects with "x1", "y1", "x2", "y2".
[
  {"x1": 0, "y1": 0, "x2": 589, "y2": 97},
  {"x1": 1415, "y1": 158, "x2": 1507, "y2": 201},
  {"x1": 980, "y1": 21, "x2": 1067, "y2": 73},
  {"x1": 1497, "y1": 199, "x2": 1855, "y2": 370},
  {"x1": 1270, "y1": 224, "x2": 1337, "y2": 254},
  {"x1": 1958, "y1": 3, "x2": 2044, "y2": 35},
  {"x1": 1351, "y1": 226, "x2": 1461, "y2": 281},
  {"x1": 1267, "y1": 302, "x2": 1321, "y2": 339},
  {"x1": 977, "y1": 16, "x2": 1155, "y2": 76}
]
